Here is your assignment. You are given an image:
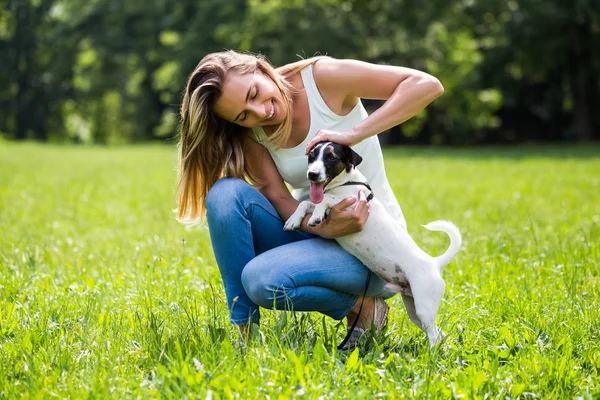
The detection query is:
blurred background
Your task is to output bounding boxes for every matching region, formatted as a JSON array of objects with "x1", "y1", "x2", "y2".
[{"x1": 1, "y1": 0, "x2": 599, "y2": 146}]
